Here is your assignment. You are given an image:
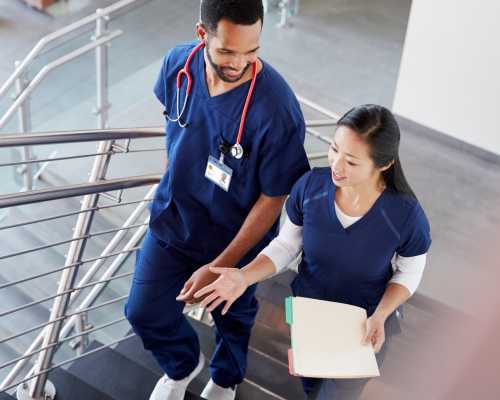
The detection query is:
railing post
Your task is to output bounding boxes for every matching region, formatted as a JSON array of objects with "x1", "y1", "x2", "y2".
[
  {"x1": 0, "y1": 178, "x2": 159, "y2": 393},
  {"x1": 69, "y1": 312, "x2": 92, "y2": 355},
  {"x1": 25, "y1": 139, "x2": 117, "y2": 397},
  {"x1": 278, "y1": 0, "x2": 290, "y2": 28},
  {"x1": 14, "y1": 60, "x2": 34, "y2": 191},
  {"x1": 16, "y1": 380, "x2": 55, "y2": 400},
  {"x1": 277, "y1": 0, "x2": 300, "y2": 28},
  {"x1": 263, "y1": 0, "x2": 269, "y2": 13},
  {"x1": 93, "y1": 8, "x2": 111, "y2": 129}
]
